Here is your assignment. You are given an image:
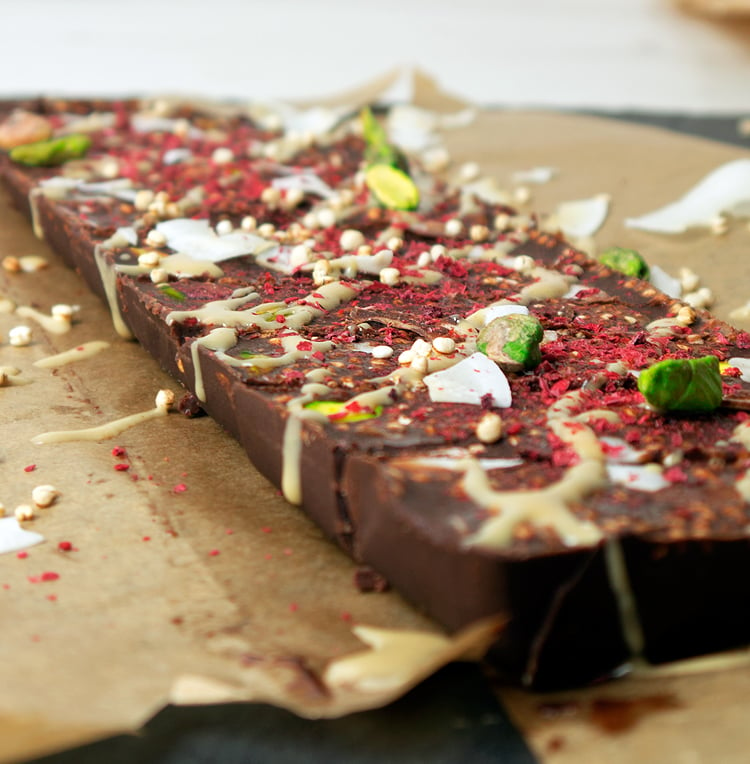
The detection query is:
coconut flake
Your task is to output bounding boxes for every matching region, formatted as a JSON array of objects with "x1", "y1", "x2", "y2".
[
  {"x1": 131, "y1": 114, "x2": 204, "y2": 139},
  {"x1": 254, "y1": 245, "x2": 296, "y2": 273},
  {"x1": 387, "y1": 105, "x2": 441, "y2": 152},
  {"x1": 271, "y1": 172, "x2": 335, "y2": 199},
  {"x1": 112, "y1": 226, "x2": 139, "y2": 247},
  {"x1": 562, "y1": 284, "x2": 590, "y2": 299},
  {"x1": 481, "y1": 304, "x2": 529, "y2": 324},
  {"x1": 511, "y1": 167, "x2": 557, "y2": 185},
  {"x1": 649, "y1": 264, "x2": 682, "y2": 299},
  {"x1": 552, "y1": 194, "x2": 610, "y2": 239},
  {"x1": 155, "y1": 218, "x2": 271, "y2": 263},
  {"x1": 163, "y1": 148, "x2": 193, "y2": 165},
  {"x1": 606, "y1": 464, "x2": 670, "y2": 493},
  {"x1": 460, "y1": 178, "x2": 512, "y2": 207},
  {"x1": 600, "y1": 436, "x2": 646, "y2": 464},
  {"x1": 625, "y1": 159, "x2": 750, "y2": 234},
  {"x1": 0, "y1": 516, "x2": 44, "y2": 555},
  {"x1": 423, "y1": 352, "x2": 512, "y2": 407},
  {"x1": 39, "y1": 176, "x2": 83, "y2": 195},
  {"x1": 79, "y1": 178, "x2": 138, "y2": 203},
  {"x1": 727, "y1": 357, "x2": 750, "y2": 383}
]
